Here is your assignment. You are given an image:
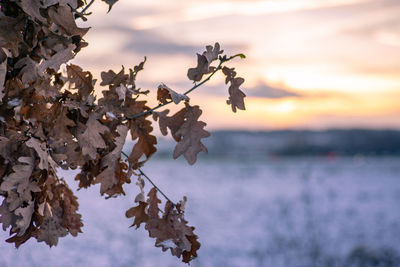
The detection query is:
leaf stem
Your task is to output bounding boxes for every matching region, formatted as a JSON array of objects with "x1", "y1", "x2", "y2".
[{"x1": 121, "y1": 151, "x2": 176, "y2": 206}]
